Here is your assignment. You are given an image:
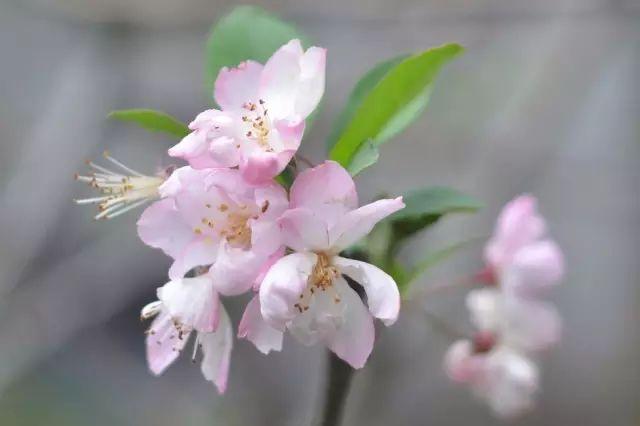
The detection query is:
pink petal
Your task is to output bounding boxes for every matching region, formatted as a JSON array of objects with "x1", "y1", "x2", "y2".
[
  {"x1": 330, "y1": 197, "x2": 405, "y2": 251},
  {"x1": 333, "y1": 257, "x2": 400, "y2": 325},
  {"x1": 207, "y1": 136, "x2": 241, "y2": 168},
  {"x1": 157, "y1": 276, "x2": 220, "y2": 333},
  {"x1": 278, "y1": 208, "x2": 330, "y2": 252},
  {"x1": 484, "y1": 195, "x2": 547, "y2": 269},
  {"x1": 443, "y1": 340, "x2": 486, "y2": 383},
  {"x1": 504, "y1": 240, "x2": 565, "y2": 297},
  {"x1": 208, "y1": 240, "x2": 263, "y2": 296},
  {"x1": 137, "y1": 198, "x2": 192, "y2": 259},
  {"x1": 199, "y1": 306, "x2": 233, "y2": 394},
  {"x1": 326, "y1": 278, "x2": 375, "y2": 369},
  {"x1": 167, "y1": 130, "x2": 208, "y2": 162},
  {"x1": 253, "y1": 248, "x2": 285, "y2": 291},
  {"x1": 240, "y1": 149, "x2": 292, "y2": 185},
  {"x1": 289, "y1": 161, "x2": 358, "y2": 227},
  {"x1": 259, "y1": 252, "x2": 317, "y2": 330},
  {"x1": 168, "y1": 238, "x2": 218, "y2": 280},
  {"x1": 146, "y1": 310, "x2": 190, "y2": 375},
  {"x1": 238, "y1": 294, "x2": 284, "y2": 354},
  {"x1": 253, "y1": 183, "x2": 289, "y2": 221},
  {"x1": 214, "y1": 60, "x2": 263, "y2": 110}
]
